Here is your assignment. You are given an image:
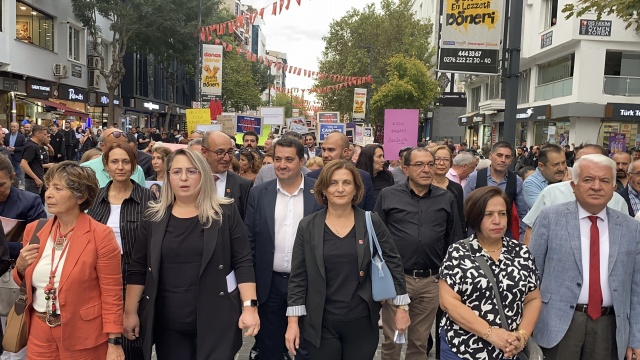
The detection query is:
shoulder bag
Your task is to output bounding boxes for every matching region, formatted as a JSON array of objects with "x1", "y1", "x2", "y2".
[
  {"x1": 365, "y1": 211, "x2": 397, "y2": 301},
  {"x1": 463, "y1": 238, "x2": 543, "y2": 360},
  {"x1": 2, "y1": 219, "x2": 48, "y2": 353}
]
